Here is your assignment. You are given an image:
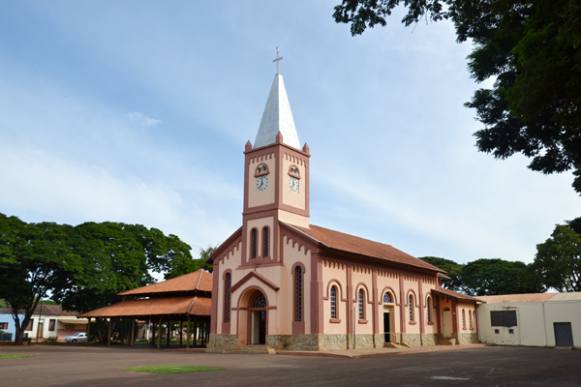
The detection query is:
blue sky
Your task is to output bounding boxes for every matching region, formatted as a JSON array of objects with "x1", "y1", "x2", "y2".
[{"x1": 1, "y1": 1, "x2": 579, "y2": 264}]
